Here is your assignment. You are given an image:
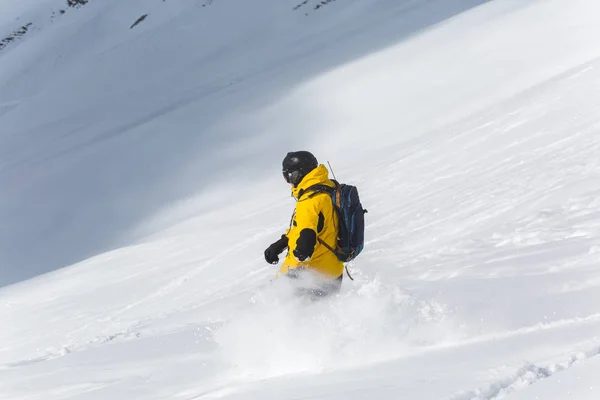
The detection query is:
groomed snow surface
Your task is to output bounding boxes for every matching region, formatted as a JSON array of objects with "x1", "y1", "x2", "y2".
[{"x1": 2, "y1": 0, "x2": 600, "y2": 399}]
